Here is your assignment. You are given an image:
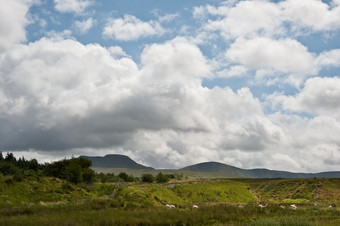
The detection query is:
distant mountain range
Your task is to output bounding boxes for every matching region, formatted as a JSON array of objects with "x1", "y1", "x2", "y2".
[
  {"x1": 81, "y1": 154, "x2": 340, "y2": 178},
  {"x1": 181, "y1": 162, "x2": 340, "y2": 178}
]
